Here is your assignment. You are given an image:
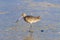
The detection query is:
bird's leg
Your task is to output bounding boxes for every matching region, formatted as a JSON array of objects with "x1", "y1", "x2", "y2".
[
  {"x1": 29, "y1": 23, "x2": 34, "y2": 36},
  {"x1": 29, "y1": 24, "x2": 32, "y2": 32},
  {"x1": 29, "y1": 24, "x2": 33, "y2": 33}
]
